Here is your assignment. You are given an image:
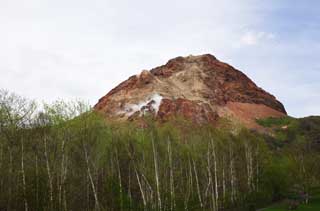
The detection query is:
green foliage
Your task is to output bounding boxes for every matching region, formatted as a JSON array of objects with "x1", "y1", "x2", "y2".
[
  {"x1": 0, "y1": 90, "x2": 319, "y2": 211},
  {"x1": 263, "y1": 194, "x2": 320, "y2": 211},
  {"x1": 257, "y1": 116, "x2": 297, "y2": 127}
]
